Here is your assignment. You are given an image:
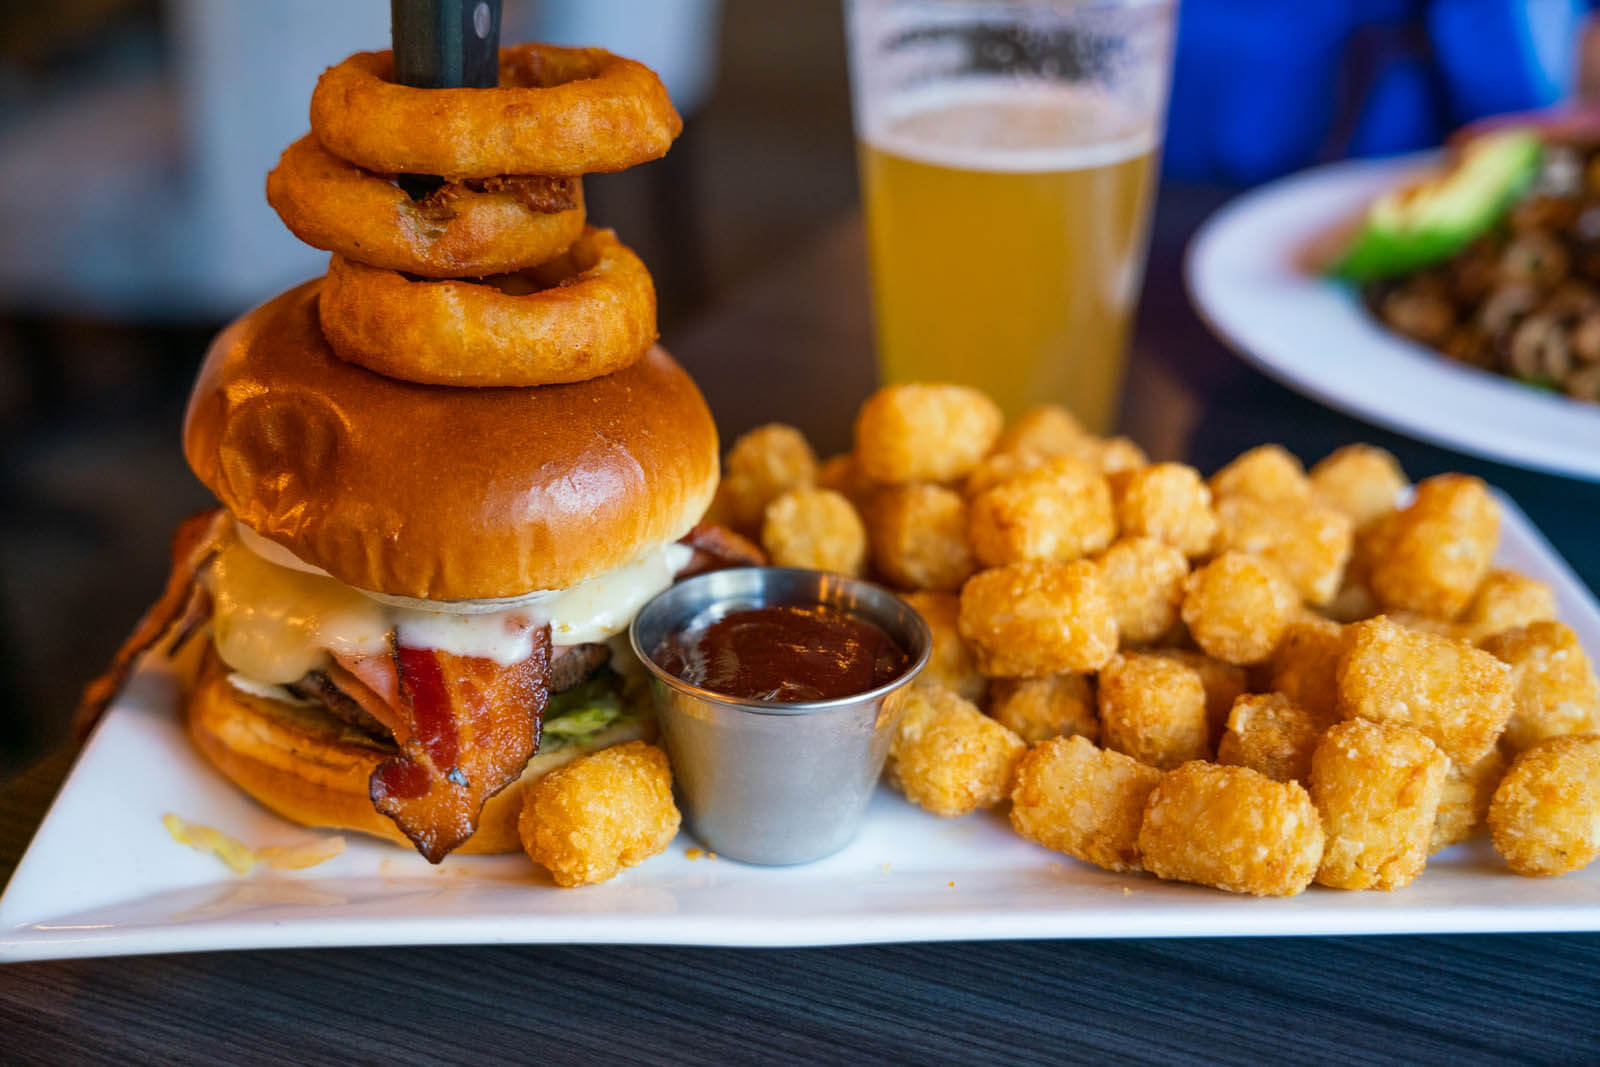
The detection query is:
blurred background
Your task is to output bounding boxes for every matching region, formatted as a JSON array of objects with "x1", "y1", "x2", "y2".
[{"x1": 0, "y1": 0, "x2": 1589, "y2": 774}]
